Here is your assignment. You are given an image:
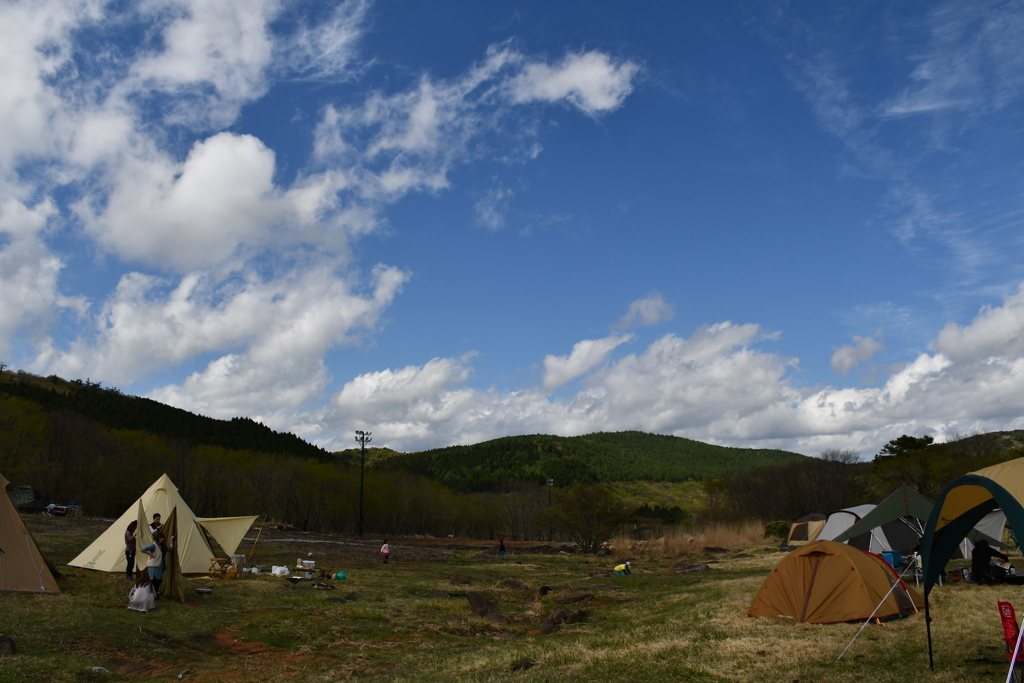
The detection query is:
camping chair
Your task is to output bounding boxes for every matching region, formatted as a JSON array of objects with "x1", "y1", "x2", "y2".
[
  {"x1": 912, "y1": 553, "x2": 944, "y2": 588},
  {"x1": 998, "y1": 601, "x2": 1024, "y2": 682},
  {"x1": 209, "y1": 558, "x2": 232, "y2": 580},
  {"x1": 912, "y1": 553, "x2": 923, "y2": 587}
]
